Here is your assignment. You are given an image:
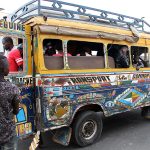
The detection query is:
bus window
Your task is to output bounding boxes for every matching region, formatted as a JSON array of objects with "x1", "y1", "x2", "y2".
[
  {"x1": 43, "y1": 39, "x2": 63, "y2": 69},
  {"x1": 18, "y1": 38, "x2": 23, "y2": 45},
  {"x1": 131, "y1": 46, "x2": 150, "y2": 68},
  {"x1": 1, "y1": 36, "x2": 25, "y2": 73},
  {"x1": 67, "y1": 40, "x2": 104, "y2": 69},
  {"x1": 107, "y1": 44, "x2": 130, "y2": 68}
]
